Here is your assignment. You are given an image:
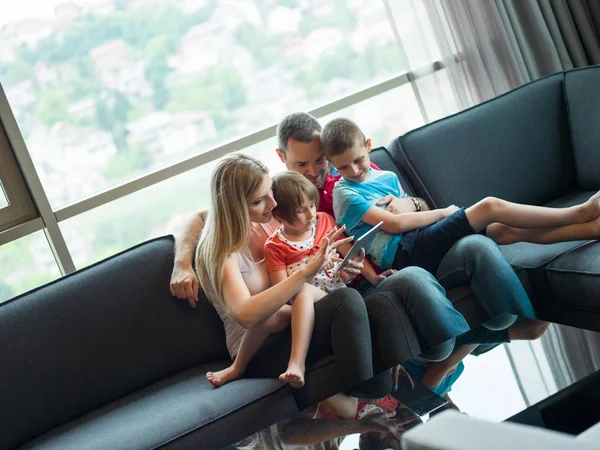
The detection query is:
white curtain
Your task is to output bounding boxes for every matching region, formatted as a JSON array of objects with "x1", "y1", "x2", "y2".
[{"x1": 384, "y1": 0, "x2": 600, "y2": 403}]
